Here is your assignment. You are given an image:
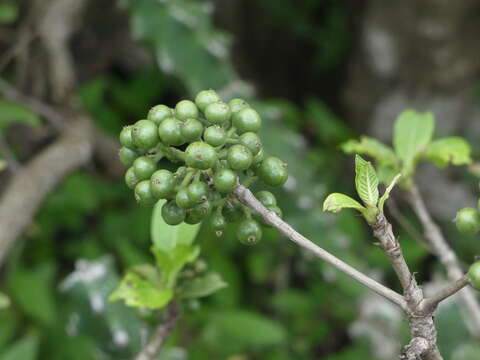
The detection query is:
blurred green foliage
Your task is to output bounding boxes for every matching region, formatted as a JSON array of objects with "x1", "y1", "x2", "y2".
[{"x1": 0, "y1": 1, "x2": 477, "y2": 359}]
